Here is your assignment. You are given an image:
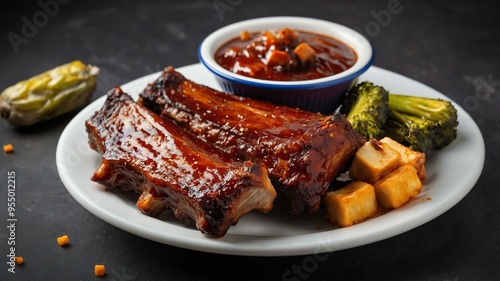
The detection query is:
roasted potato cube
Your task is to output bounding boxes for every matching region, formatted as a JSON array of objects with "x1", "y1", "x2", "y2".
[
  {"x1": 374, "y1": 164, "x2": 422, "y2": 209},
  {"x1": 380, "y1": 137, "x2": 426, "y2": 181},
  {"x1": 325, "y1": 181, "x2": 378, "y2": 227},
  {"x1": 293, "y1": 43, "x2": 316, "y2": 64},
  {"x1": 349, "y1": 139, "x2": 401, "y2": 184}
]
